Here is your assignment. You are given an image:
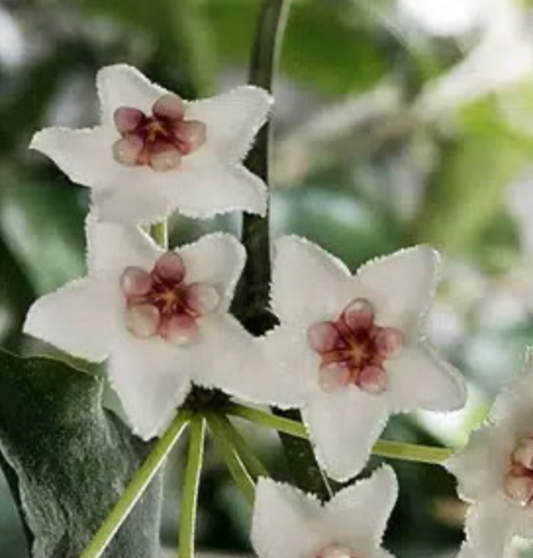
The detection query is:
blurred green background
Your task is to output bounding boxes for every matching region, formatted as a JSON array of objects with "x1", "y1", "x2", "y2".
[{"x1": 3, "y1": 0, "x2": 533, "y2": 556}]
